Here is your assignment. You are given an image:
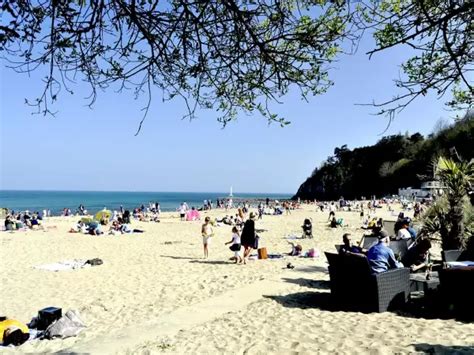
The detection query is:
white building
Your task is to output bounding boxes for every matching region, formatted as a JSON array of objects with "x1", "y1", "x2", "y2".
[{"x1": 398, "y1": 180, "x2": 445, "y2": 199}]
